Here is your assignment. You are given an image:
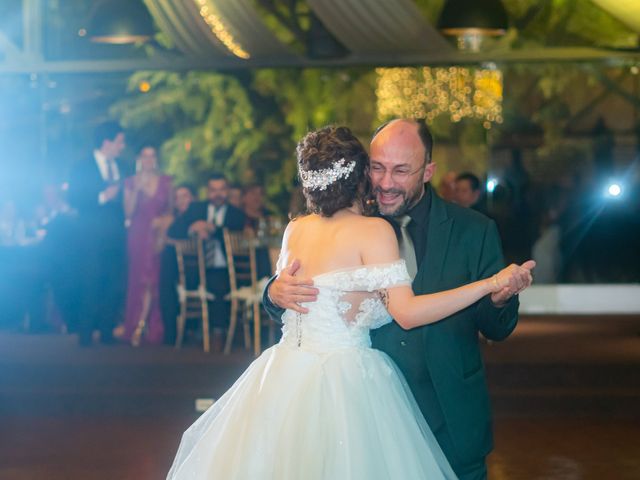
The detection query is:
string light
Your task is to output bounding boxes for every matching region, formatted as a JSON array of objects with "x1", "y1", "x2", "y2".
[
  {"x1": 195, "y1": 0, "x2": 250, "y2": 59},
  {"x1": 138, "y1": 81, "x2": 151, "y2": 93},
  {"x1": 376, "y1": 66, "x2": 503, "y2": 128}
]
